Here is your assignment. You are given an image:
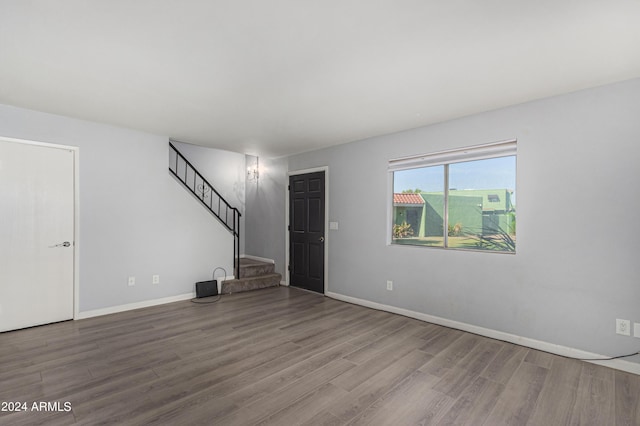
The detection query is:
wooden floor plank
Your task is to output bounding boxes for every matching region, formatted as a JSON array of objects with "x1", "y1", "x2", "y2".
[
  {"x1": 301, "y1": 410, "x2": 342, "y2": 426},
  {"x1": 343, "y1": 322, "x2": 427, "y2": 364},
  {"x1": 0, "y1": 408, "x2": 76, "y2": 426},
  {"x1": 419, "y1": 326, "x2": 465, "y2": 355},
  {"x1": 73, "y1": 341, "x2": 301, "y2": 423},
  {"x1": 615, "y1": 369, "x2": 640, "y2": 426},
  {"x1": 482, "y1": 359, "x2": 548, "y2": 425},
  {"x1": 329, "y1": 349, "x2": 433, "y2": 423},
  {"x1": 209, "y1": 359, "x2": 356, "y2": 426},
  {"x1": 330, "y1": 336, "x2": 426, "y2": 392},
  {"x1": 256, "y1": 383, "x2": 348, "y2": 426},
  {"x1": 347, "y1": 371, "x2": 453, "y2": 425},
  {"x1": 523, "y1": 349, "x2": 556, "y2": 369},
  {"x1": 480, "y1": 342, "x2": 528, "y2": 385},
  {"x1": 226, "y1": 342, "x2": 358, "y2": 407},
  {"x1": 569, "y1": 365, "x2": 615, "y2": 426},
  {"x1": 526, "y1": 356, "x2": 582, "y2": 425},
  {"x1": 0, "y1": 286, "x2": 635, "y2": 425},
  {"x1": 419, "y1": 333, "x2": 482, "y2": 377},
  {"x1": 436, "y1": 376, "x2": 505, "y2": 426}
]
